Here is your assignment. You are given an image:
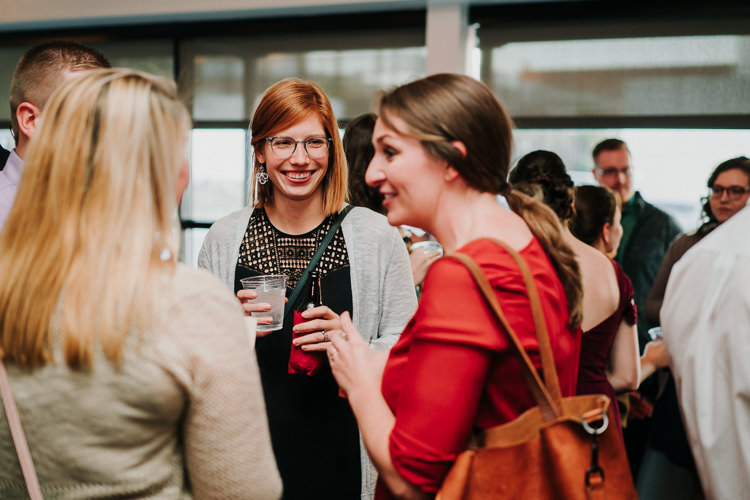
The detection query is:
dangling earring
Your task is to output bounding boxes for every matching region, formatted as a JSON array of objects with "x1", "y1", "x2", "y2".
[{"x1": 257, "y1": 163, "x2": 269, "y2": 185}]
